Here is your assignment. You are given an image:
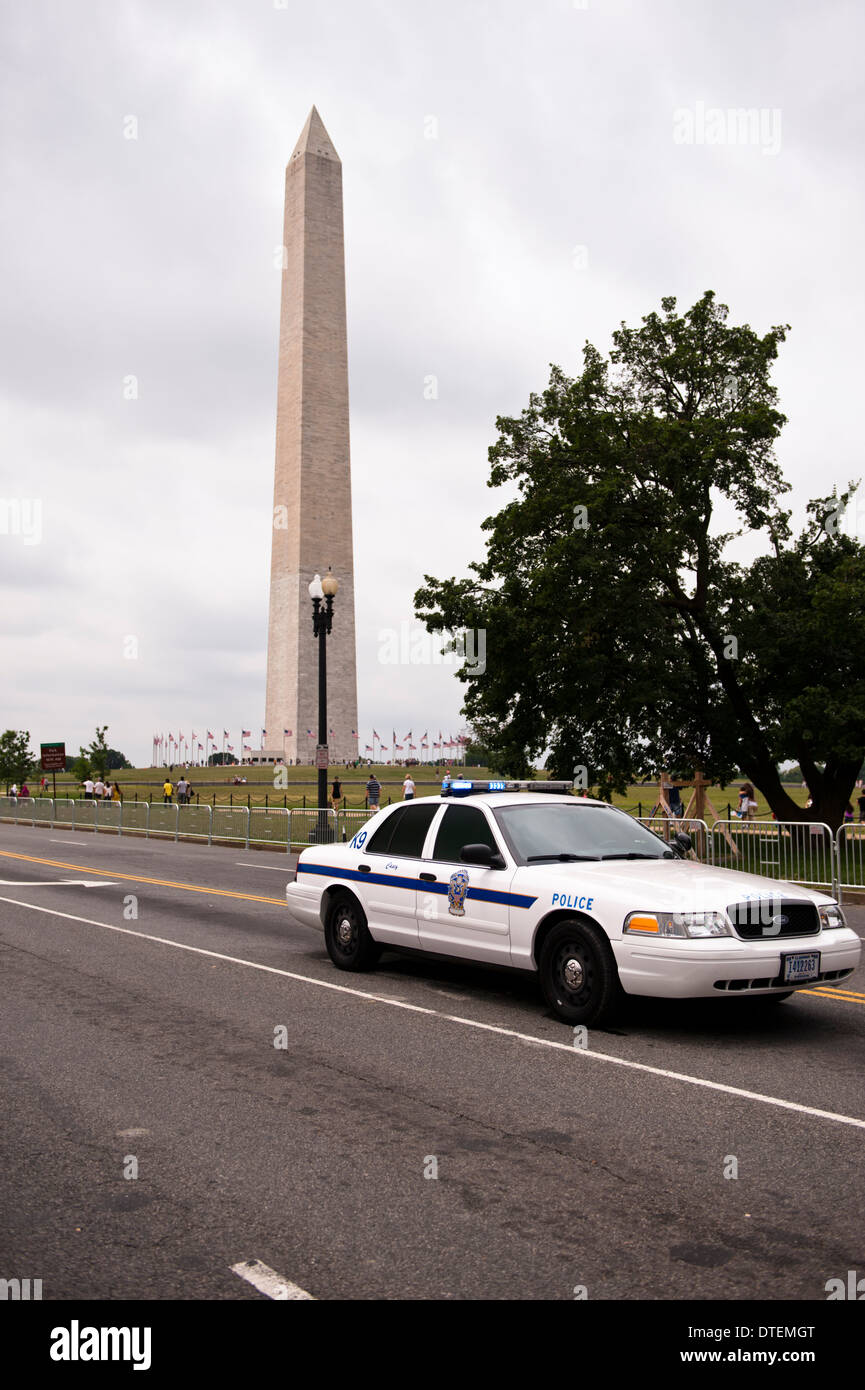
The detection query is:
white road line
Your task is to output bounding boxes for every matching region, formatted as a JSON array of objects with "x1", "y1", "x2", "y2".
[
  {"x1": 0, "y1": 879, "x2": 115, "y2": 887},
  {"x1": 2, "y1": 892, "x2": 865, "y2": 1133},
  {"x1": 231, "y1": 1259, "x2": 315, "y2": 1300},
  {"x1": 234, "y1": 862, "x2": 292, "y2": 872},
  {"x1": 49, "y1": 840, "x2": 84, "y2": 846}
]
